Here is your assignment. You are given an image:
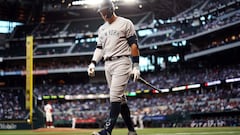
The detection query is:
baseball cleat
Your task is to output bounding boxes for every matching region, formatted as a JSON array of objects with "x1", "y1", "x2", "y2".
[
  {"x1": 91, "y1": 130, "x2": 110, "y2": 135},
  {"x1": 128, "y1": 131, "x2": 137, "y2": 135}
]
